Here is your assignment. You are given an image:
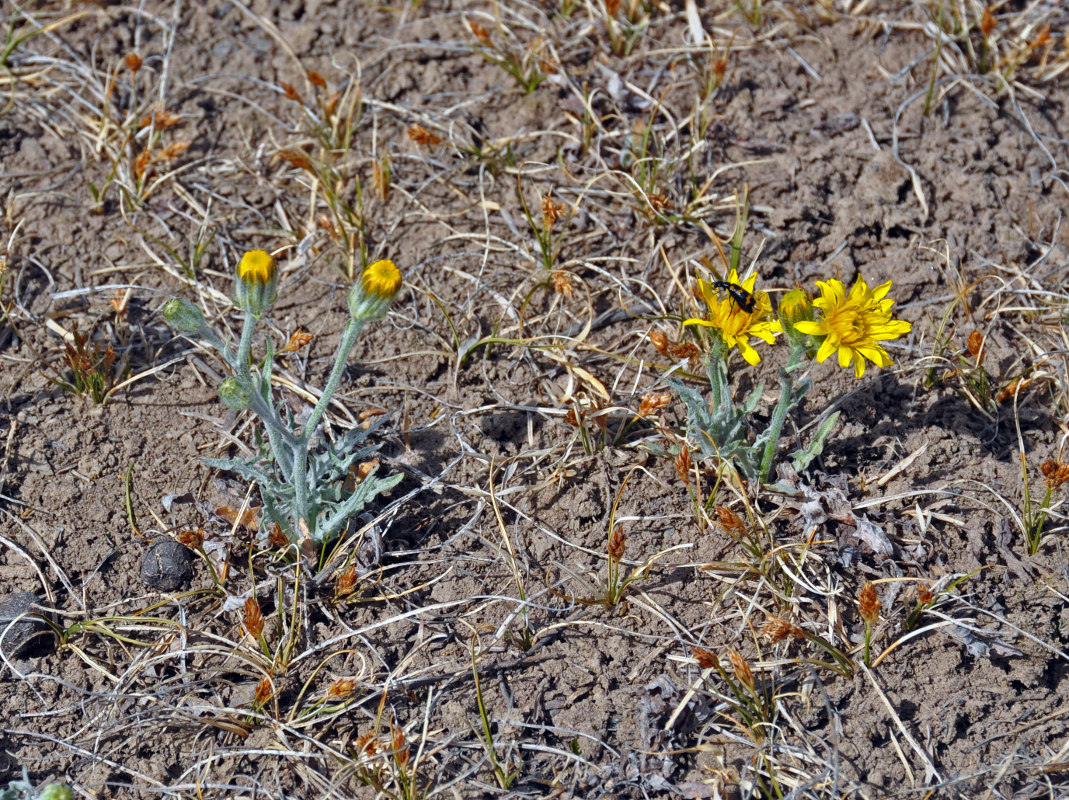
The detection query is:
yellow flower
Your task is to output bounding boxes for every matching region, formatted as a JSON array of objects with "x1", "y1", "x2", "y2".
[
  {"x1": 238, "y1": 249, "x2": 276, "y2": 286},
  {"x1": 362, "y1": 259, "x2": 402, "y2": 299},
  {"x1": 793, "y1": 276, "x2": 912, "y2": 378},
  {"x1": 349, "y1": 259, "x2": 402, "y2": 321},
  {"x1": 683, "y1": 269, "x2": 781, "y2": 365},
  {"x1": 235, "y1": 249, "x2": 278, "y2": 318}
]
